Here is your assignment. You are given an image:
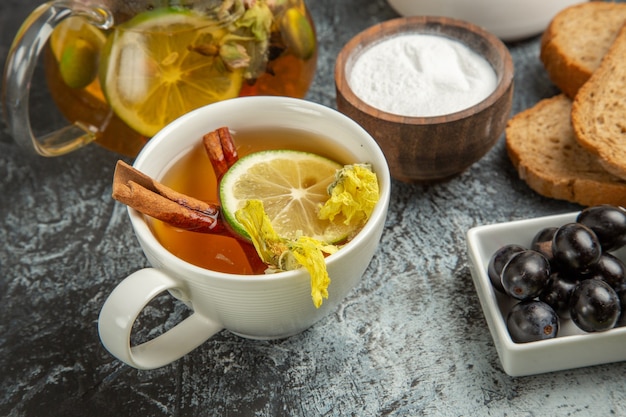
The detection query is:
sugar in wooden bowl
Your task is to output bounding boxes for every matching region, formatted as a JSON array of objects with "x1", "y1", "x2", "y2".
[{"x1": 335, "y1": 16, "x2": 514, "y2": 183}]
